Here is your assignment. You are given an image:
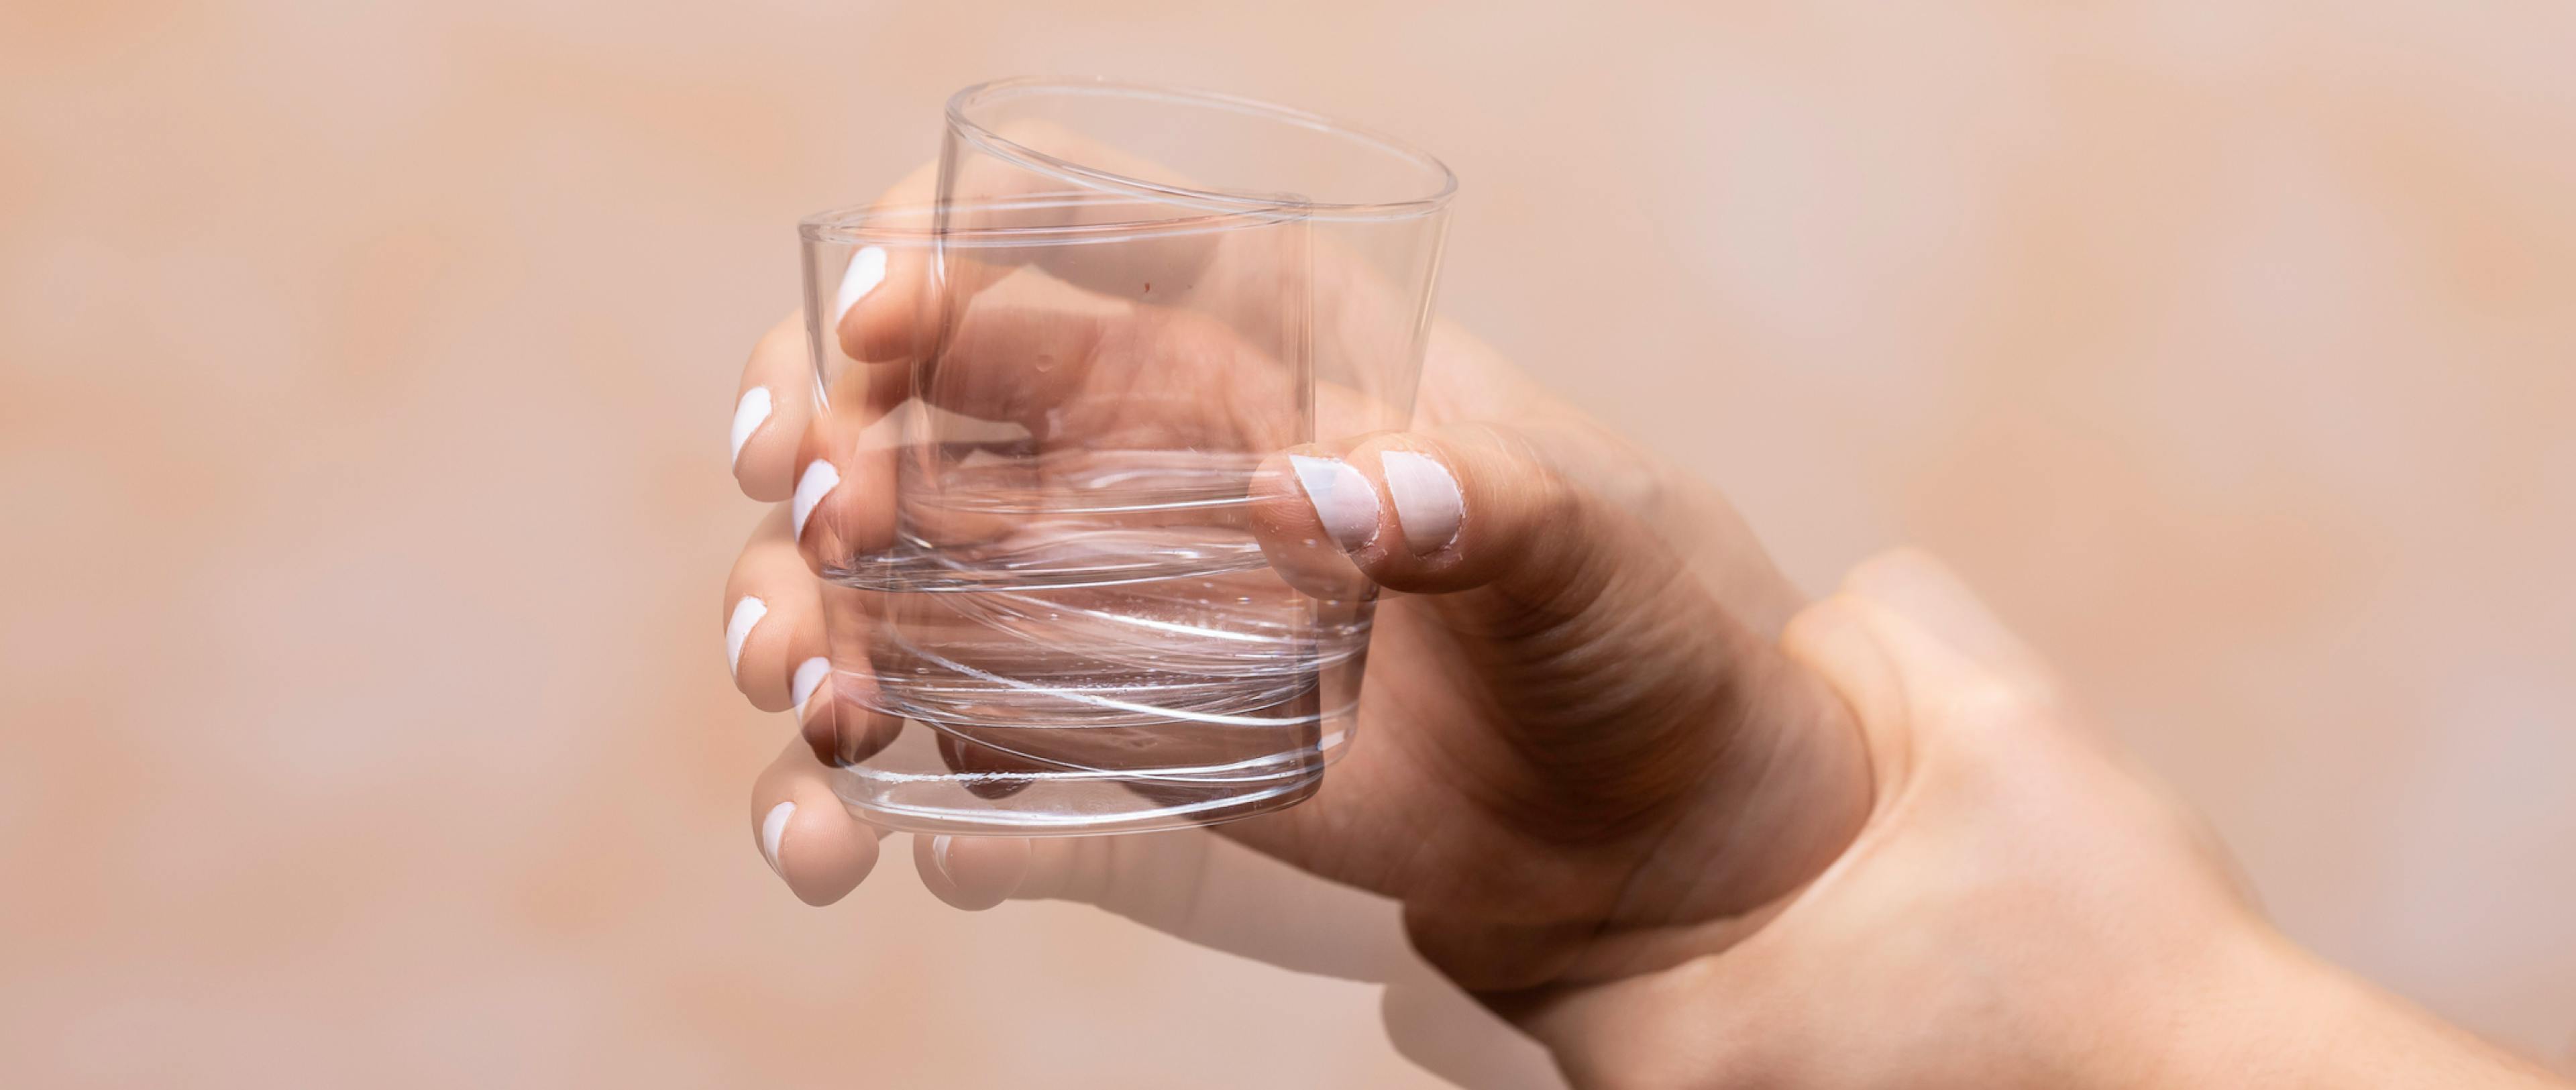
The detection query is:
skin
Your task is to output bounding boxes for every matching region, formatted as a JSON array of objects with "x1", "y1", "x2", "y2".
[
  {"x1": 722, "y1": 195, "x2": 2571, "y2": 1088},
  {"x1": 737, "y1": 294, "x2": 1874, "y2": 993}
]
